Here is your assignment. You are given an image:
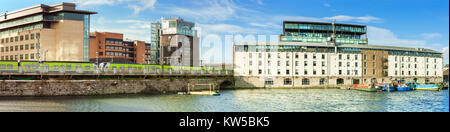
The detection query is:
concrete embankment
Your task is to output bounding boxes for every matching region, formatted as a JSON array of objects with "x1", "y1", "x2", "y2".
[{"x1": 0, "y1": 78, "x2": 233, "y2": 97}]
